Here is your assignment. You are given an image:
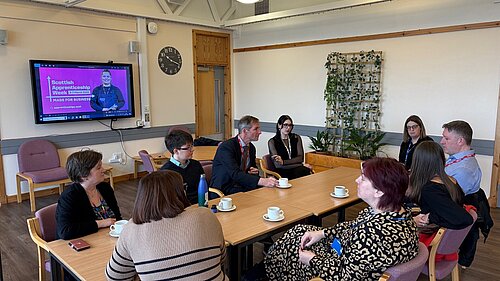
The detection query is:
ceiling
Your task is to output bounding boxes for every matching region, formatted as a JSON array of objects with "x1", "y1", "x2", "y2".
[{"x1": 27, "y1": 0, "x2": 393, "y2": 29}]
